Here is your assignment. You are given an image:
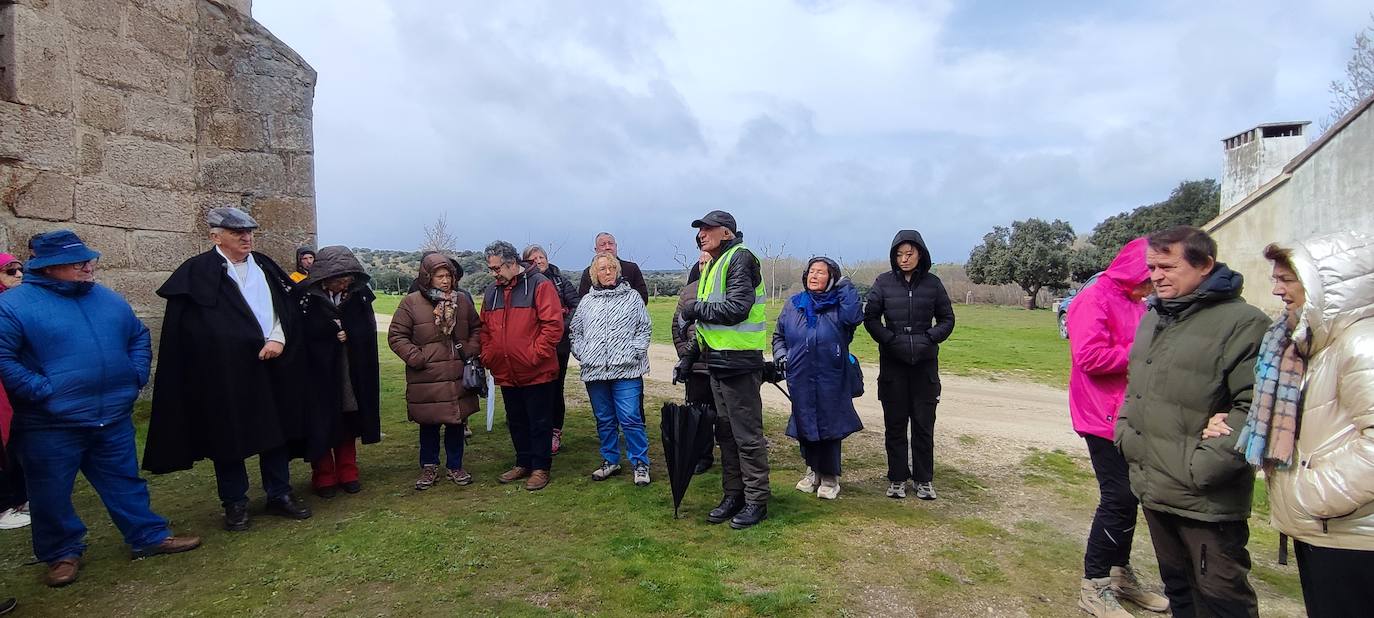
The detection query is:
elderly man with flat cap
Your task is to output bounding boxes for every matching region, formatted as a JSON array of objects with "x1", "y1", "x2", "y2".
[
  {"x1": 678, "y1": 210, "x2": 773, "y2": 529},
  {"x1": 144, "y1": 206, "x2": 312, "y2": 531}
]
